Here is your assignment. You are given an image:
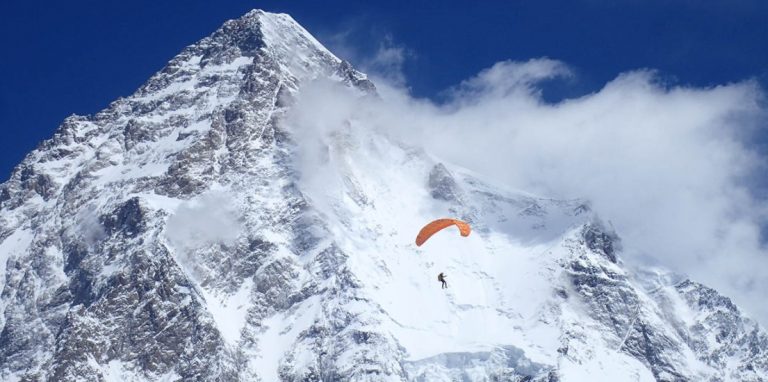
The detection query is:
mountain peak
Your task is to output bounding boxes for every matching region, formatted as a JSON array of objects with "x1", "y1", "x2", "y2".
[
  {"x1": 128, "y1": 8, "x2": 372, "y2": 104},
  {"x1": 211, "y1": 9, "x2": 331, "y2": 60},
  {"x1": 1, "y1": 9, "x2": 766, "y2": 382}
]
